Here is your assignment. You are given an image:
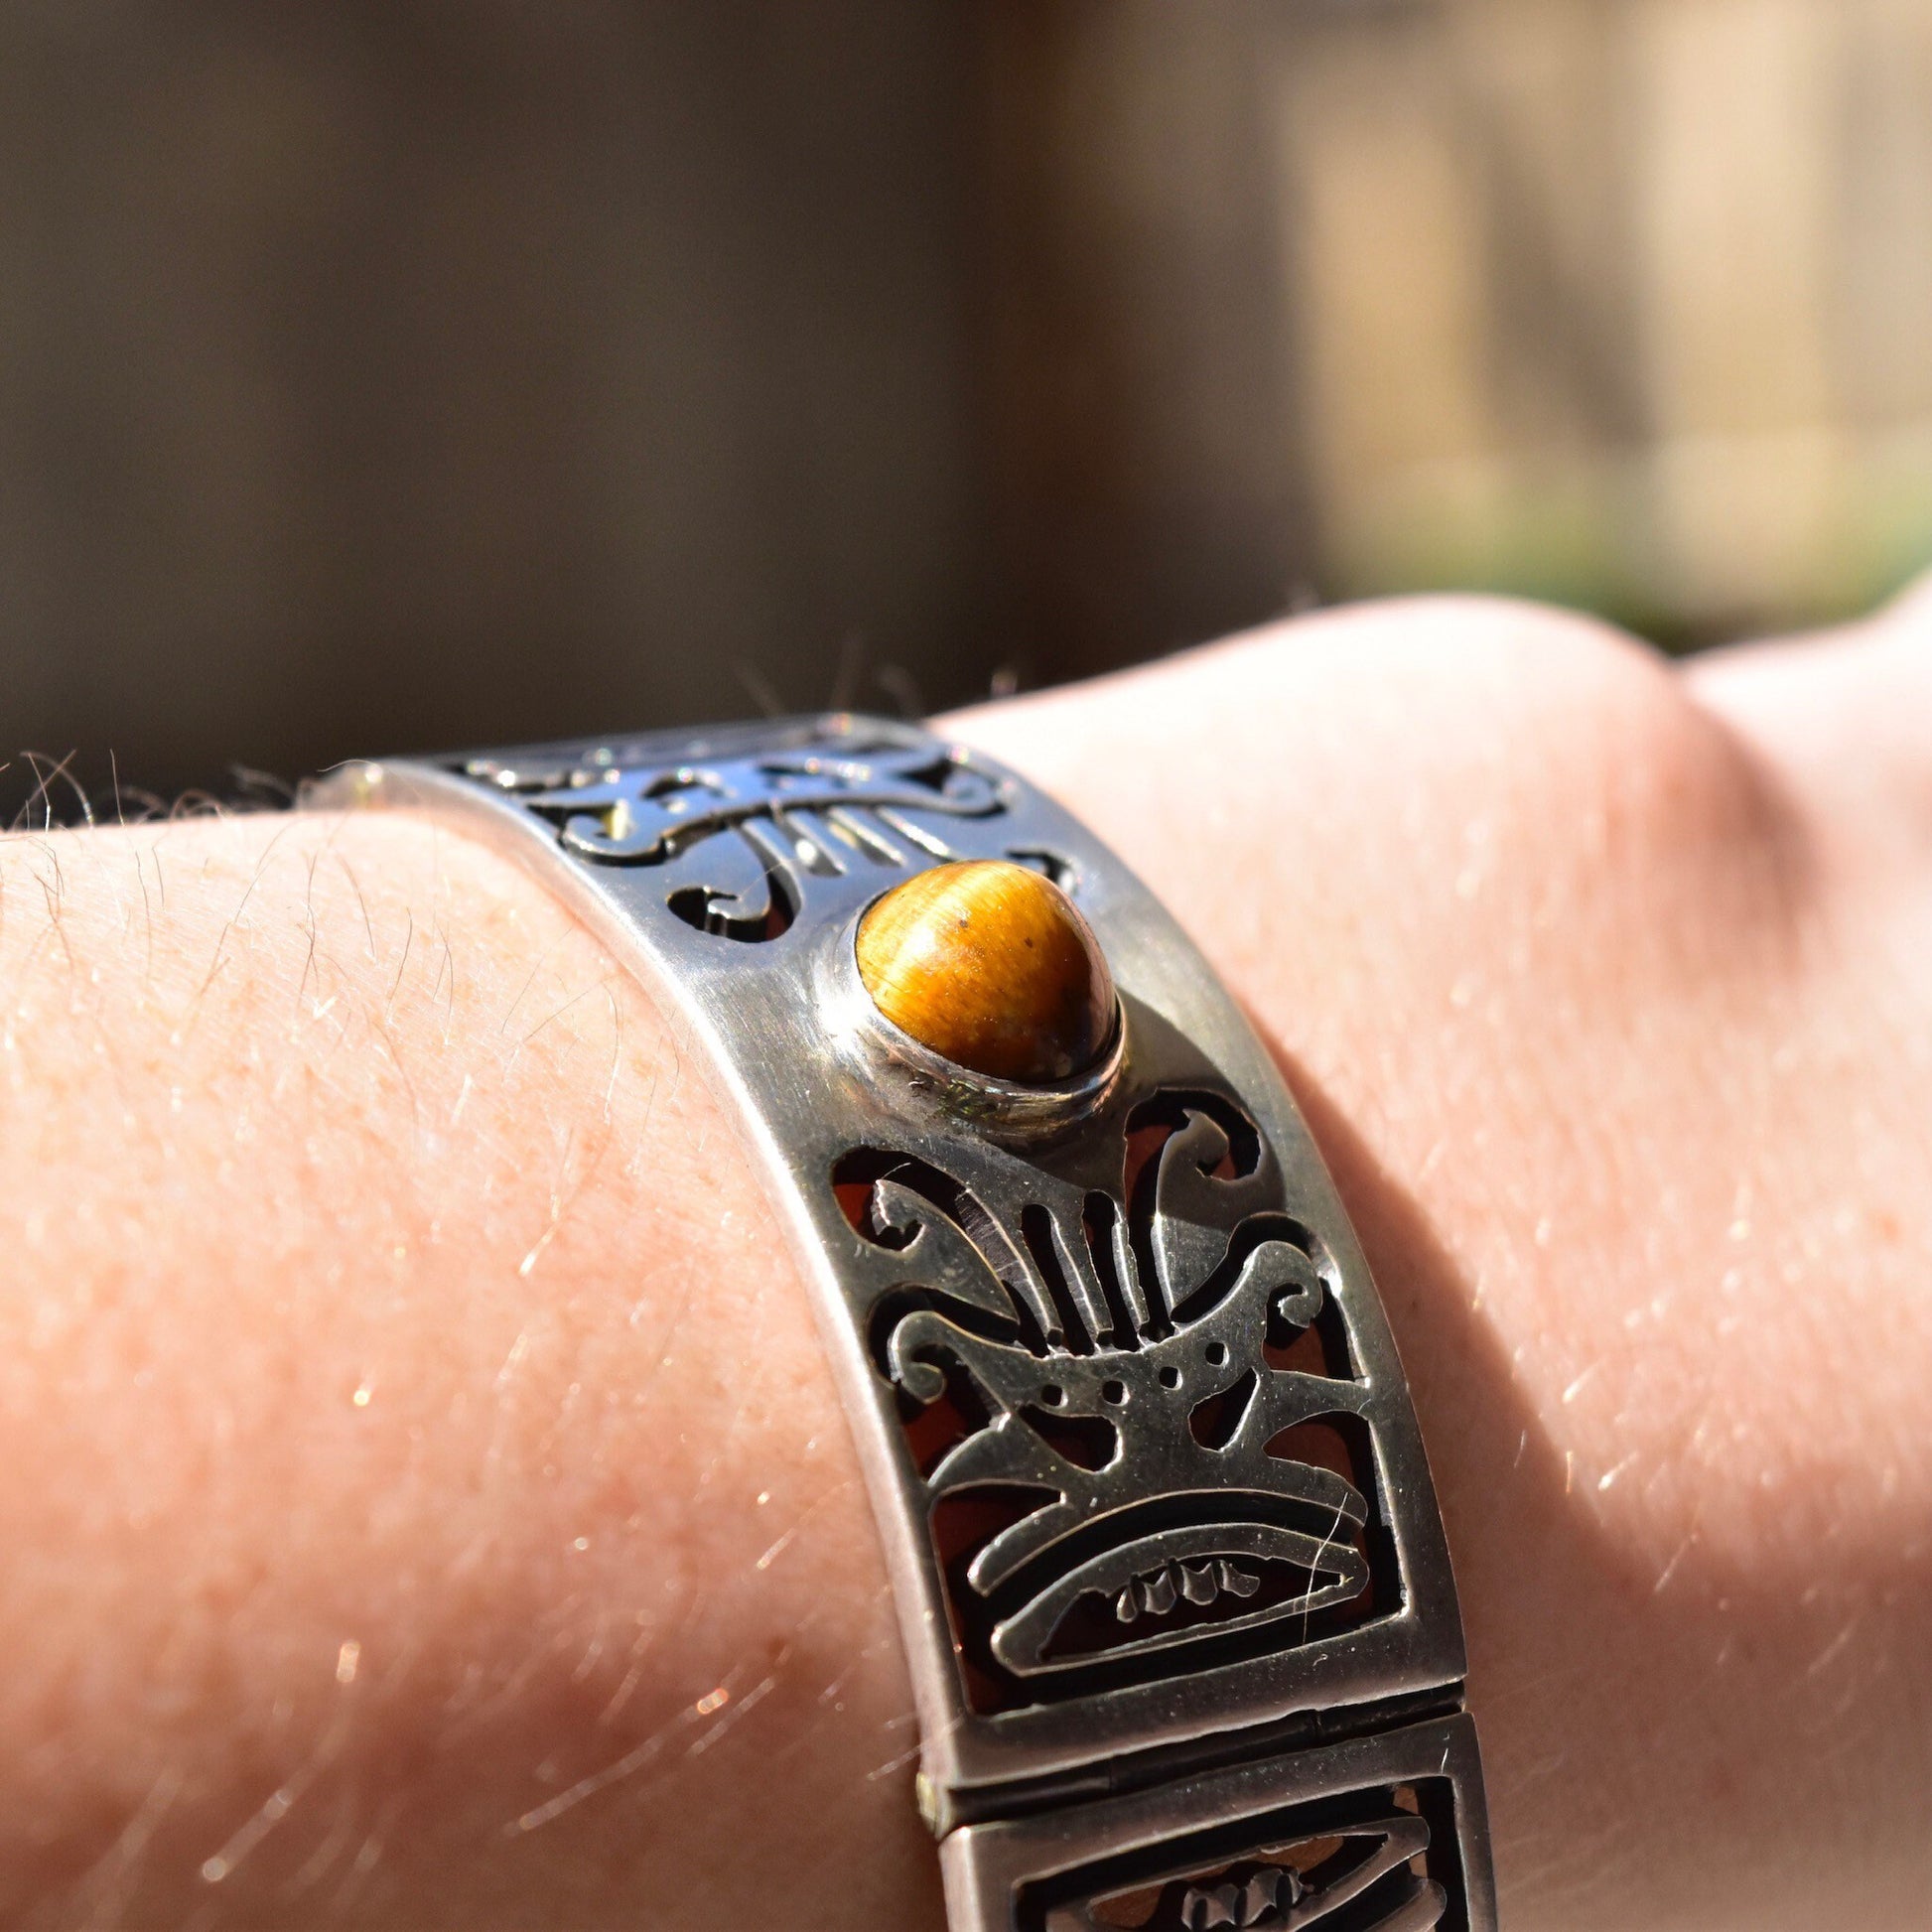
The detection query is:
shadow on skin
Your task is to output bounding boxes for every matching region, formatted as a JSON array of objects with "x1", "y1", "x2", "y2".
[{"x1": 1263, "y1": 1034, "x2": 1932, "y2": 1932}]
